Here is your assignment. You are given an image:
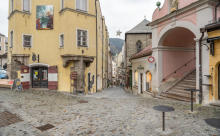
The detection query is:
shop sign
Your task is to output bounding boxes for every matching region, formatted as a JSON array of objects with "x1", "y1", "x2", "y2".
[
  {"x1": 119, "y1": 76, "x2": 122, "y2": 79},
  {"x1": 71, "y1": 72, "x2": 77, "y2": 79},
  {"x1": 149, "y1": 63, "x2": 156, "y2": 69},
  {"x1": 137, "y1": 65, "x2": 144, "y2": 70}
]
